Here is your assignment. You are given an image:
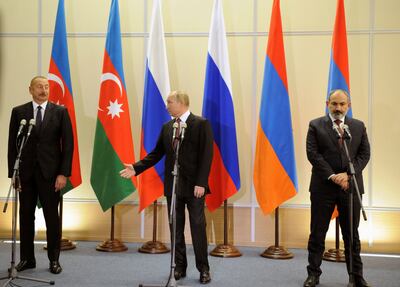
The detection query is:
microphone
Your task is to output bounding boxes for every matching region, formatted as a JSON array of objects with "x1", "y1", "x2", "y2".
[
  {"x1": 17, "y1": 119, "x2": 27, "y2": 137},
  {"x1": 332, "y1": 123, "x2": 342, "y2": 139},
  {"x1": 343, "y1": 124, "x2": 352, "y2": 139},
  {"x1": 180, "y1": 122, "x2": 187, "y2": 140},
  {"x1": 27, "y1": 119, "x2": 36, "y2": 137},
  {"x1": 172, "y1": 122, "x2": 179, "y2": 140}
]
